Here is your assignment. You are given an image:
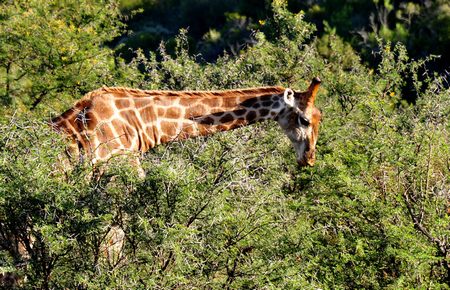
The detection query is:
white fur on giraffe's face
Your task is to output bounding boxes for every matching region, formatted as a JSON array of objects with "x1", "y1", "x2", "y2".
[{"x1": 278, "y1": 107, "x2": 320, "y2": 167}]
